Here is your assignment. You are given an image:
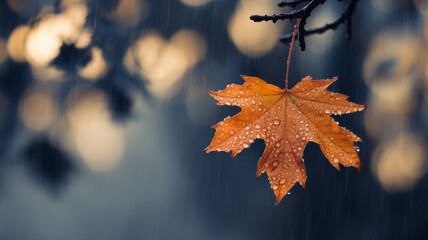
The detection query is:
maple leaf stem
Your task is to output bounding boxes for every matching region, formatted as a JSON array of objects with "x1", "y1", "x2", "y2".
[{"x1": 285, "y1": 19, "x2": 301, "y2": 91}]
